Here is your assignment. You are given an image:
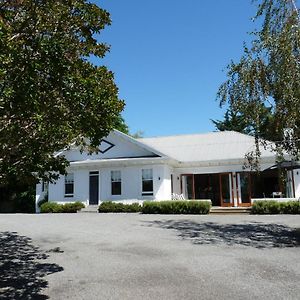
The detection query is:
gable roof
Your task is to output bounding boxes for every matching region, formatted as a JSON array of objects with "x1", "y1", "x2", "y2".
[
  {"x1": 112, "y1": 129, "x2": 167, "y2": 158},
  {"x1": 56, "y1": 129, "x2": 168, "y2": 163},
  {"x1": 138, "y1": 131, "x2": 276, "y2": 163}
]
